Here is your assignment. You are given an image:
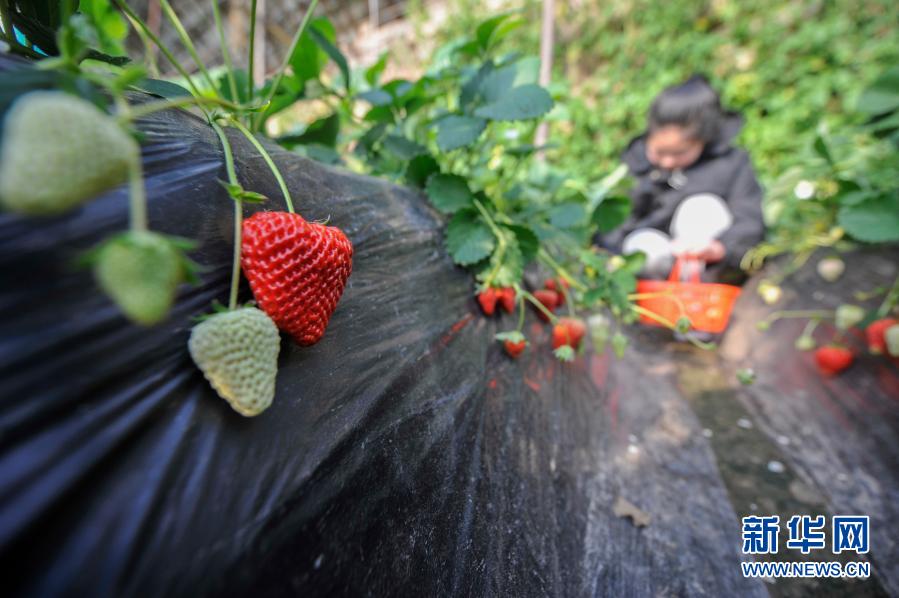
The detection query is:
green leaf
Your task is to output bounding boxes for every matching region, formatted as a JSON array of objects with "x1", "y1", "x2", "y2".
[
  {"x1": 276, "y1": 112, "x2": 340, "y2": 148},
  {"x1": 436, "y1": 115, "x2": 487, "y2": 151},
  {"x1": 611, "y1": 332, "x2": 628, "y2": 358},
  {"x1": 473, "y1": 84, "x2": 553, "y2": 121},
  {"x1": 476, "y1": 12, "x2": 519, "y2": 50},
  {"x1": 357, "y1": 88, "x2": 393, "y2": 106},
  {"x1": 837, "y1": 195, "x2": 899, "y2": 243},
  {"x1": 365, "y1": 52, "x2": 388, "y2": 86},
  {"x1": 479, "y1": 64, "x2": 518, "y2": 104},
  {"x1": 460, "y1": 61, "x2": 494, "y2": 108},
  {"x1": 79, "y1": 0, "x2": 128, "y2": 56},
  {"x1": 483, "y1": 232, "x2": 524, "y2": 287},
  {"x1": 445, "y1": 209, "x2": 495, "y2": 265},
  {"x1": 289, "y1": 17, "x2": 329, "y2": 82},
  {"x1": 382, "y1": 135, "x2": 427, "y2": 160},
  {"x1": 357, "y1": 123, "x2": 388, "y2": 149},
  {"x1": 405, "y1": 154, "x2": 440, "y2": 188},
  {"x1": 554, "y1": 345, "x2": 575, "y2": 362},
  {"x1": 363, "y1": 104, "x2": 397, "y2": 124},
  {"x1": 495, "y1": 330, "x2": 526, "y2": 344},
  {"x1": 502, "y1": 224, "x2": 538, "y2": 264},
  {"x1": 857, "y1": 66, "x2": 899, "y2": 116},
  {"x1": 592, "y1": 195, "x2": 632, "y2": 233},
  {"x1": 812, "y1": 133, "x2": 833, "y2": 166},
  {"x1": 308, "y1": 23, "x2": 350, "y2": 93},
  {"x1": 549, "y1": 202, "x2": 587, "y2": 228},
  {"x1": 426, "y1": 174, "x2": 473, "y2": 213}
]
